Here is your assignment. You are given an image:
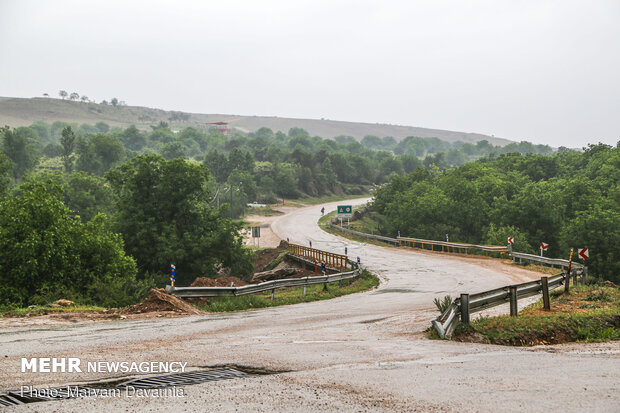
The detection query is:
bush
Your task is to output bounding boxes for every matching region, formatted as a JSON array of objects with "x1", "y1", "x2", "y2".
[{"x1": 0, "y1": 181, "x2": 140, "y2": 307}]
